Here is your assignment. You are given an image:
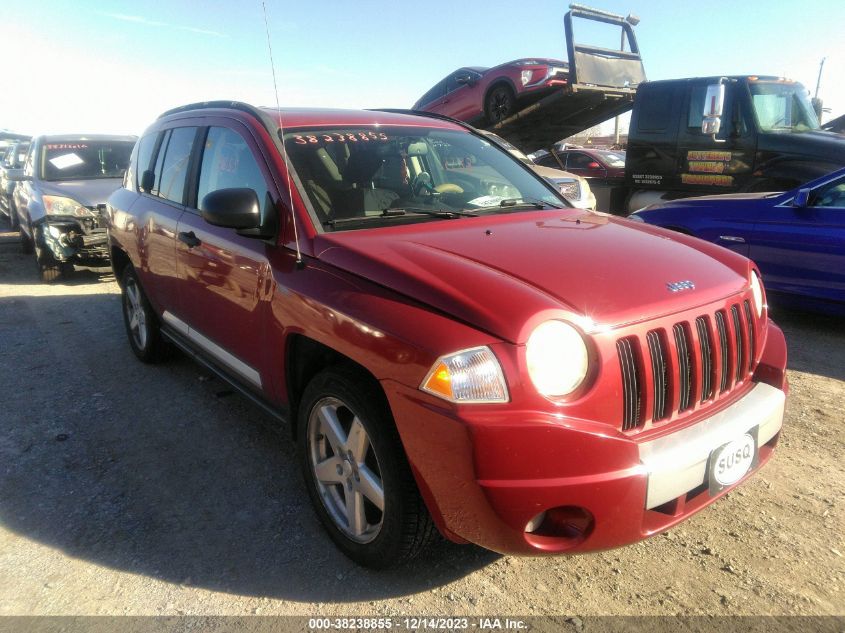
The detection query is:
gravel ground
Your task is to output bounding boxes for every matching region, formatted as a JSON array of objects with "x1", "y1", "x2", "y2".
[{"x1": 0, "y1": 222, "x2": 843, "y2": 618}]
